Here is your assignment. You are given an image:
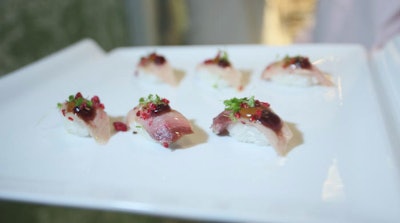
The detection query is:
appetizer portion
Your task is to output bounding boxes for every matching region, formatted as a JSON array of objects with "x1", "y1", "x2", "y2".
[
  {"x1": 211, "y1": 96, "x2": 293, "y2": 156},
  {"x1": 127, "y1": 94, "x2": 193, "y2": 148},
  {"x1": 261, "y1": 55, "x2": 334, "y2": 87},
  {"x1": 196, "y1": 50, "x2": 243, "y2": 91},
  {"x1": 57, "y1": 92, "x2": 111, "y2": 144},
  {"x1": 135, "y1": 52, "x2": 178, "y2": 86}
]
